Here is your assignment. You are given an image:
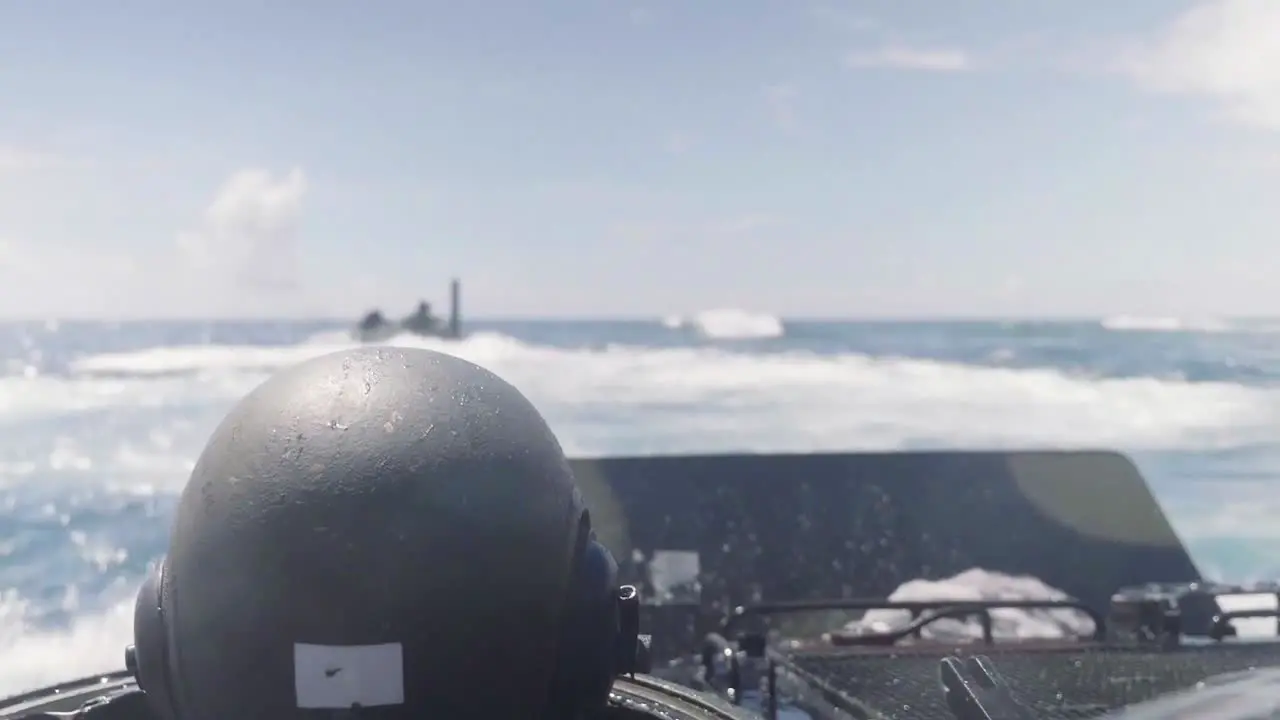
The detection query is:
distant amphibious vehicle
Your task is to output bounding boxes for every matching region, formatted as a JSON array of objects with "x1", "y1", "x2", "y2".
[{"x1": 352, "y1": 277, "x2": 463, "y2": 342}]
